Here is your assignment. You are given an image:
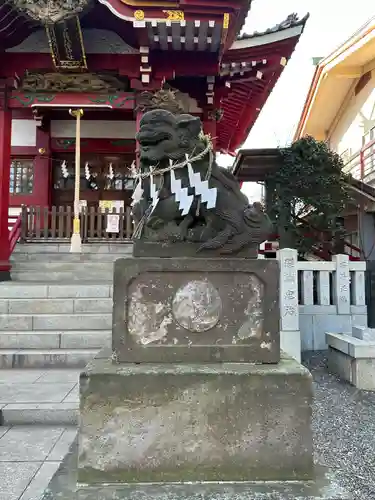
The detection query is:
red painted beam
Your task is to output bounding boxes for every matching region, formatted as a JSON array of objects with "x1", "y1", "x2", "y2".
[
  {"x1": 0, "y1": 103, "x2": 12, "y2": 280},
  {"x1": 0, "y1": 53, "x2": 140, "y2": 77},
  {"x1": 8, "y1": 92, "x2": 135, "y2": 110}
]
